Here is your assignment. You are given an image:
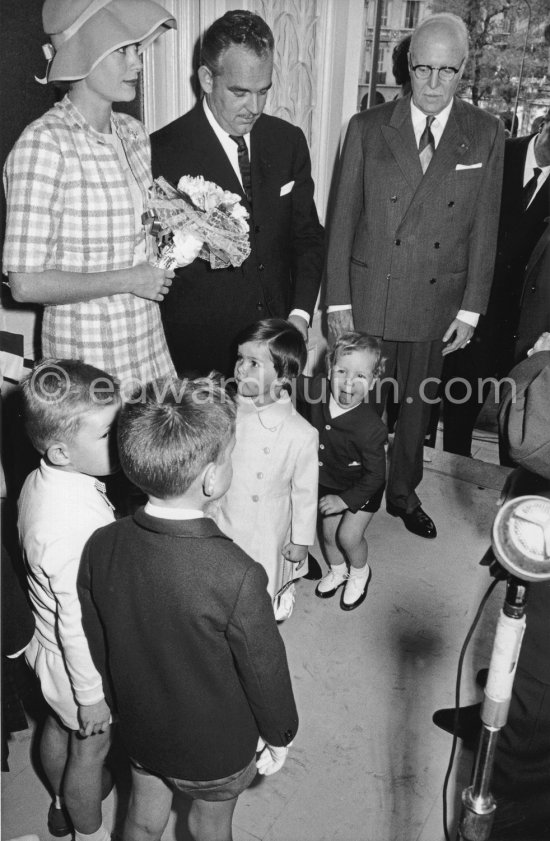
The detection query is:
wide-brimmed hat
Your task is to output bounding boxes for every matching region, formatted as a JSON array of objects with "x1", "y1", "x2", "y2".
[{"x1": 41, "y1": 0, "x2": 176, "y2": 82}]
